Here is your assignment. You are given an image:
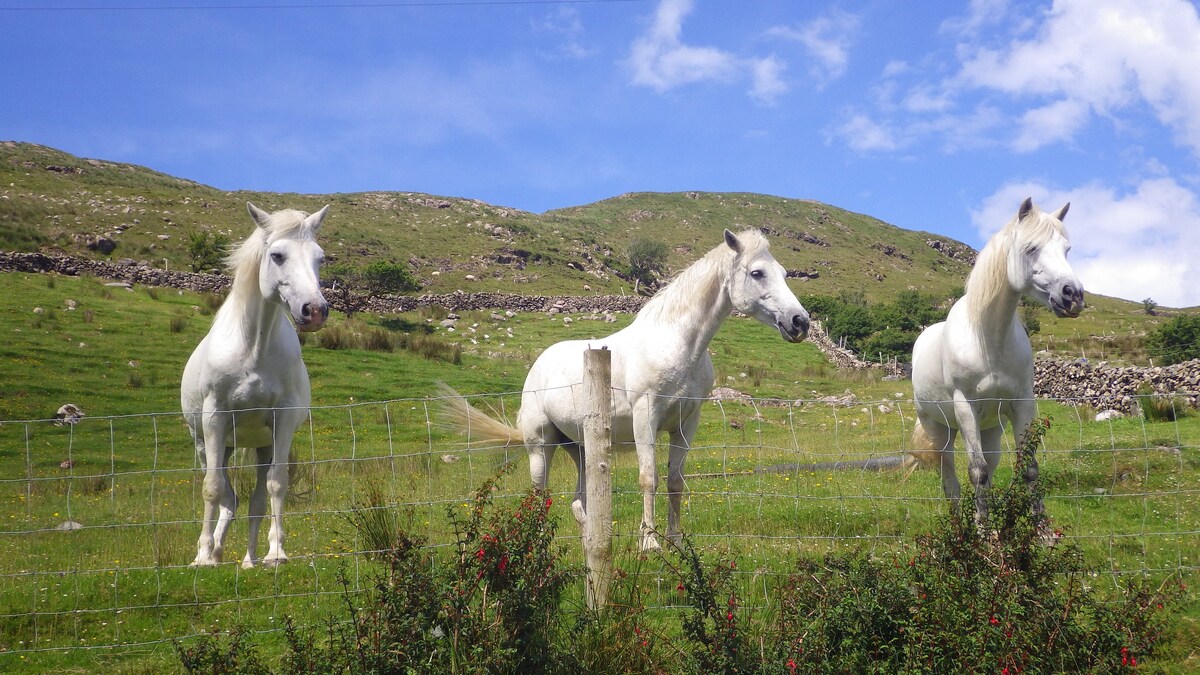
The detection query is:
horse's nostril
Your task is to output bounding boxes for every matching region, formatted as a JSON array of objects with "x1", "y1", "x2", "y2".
[
  {"x1": 301, "y1": 303, "x2": 312, "y2": 319},
  {"x1": 793, "y1": 314, "x2": 810, "y2": 332}
]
